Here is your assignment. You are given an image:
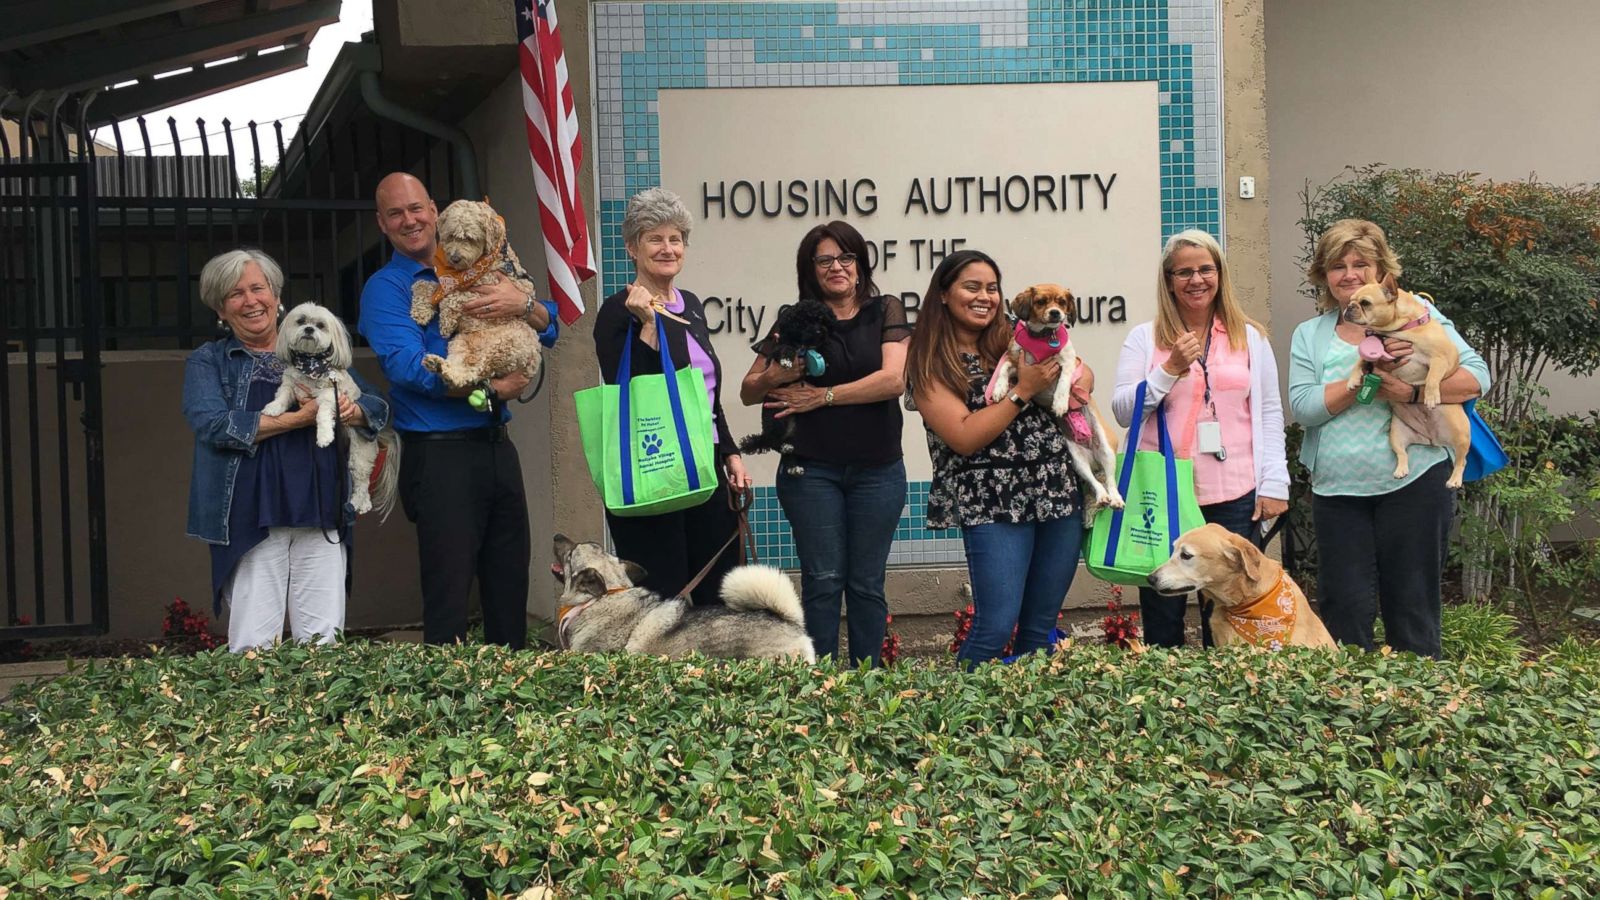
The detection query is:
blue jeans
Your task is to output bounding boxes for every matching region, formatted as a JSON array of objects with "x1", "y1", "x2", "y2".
[
  {"x1": 776, "y1": 458, "x2": 906, "y2": 667},
  {"x1": 1138, "y1": 490, "x2": 1260, "y2": 648},
  {"x1": 959, "y1": 509, "x2": 1085, "y2": 666}
]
